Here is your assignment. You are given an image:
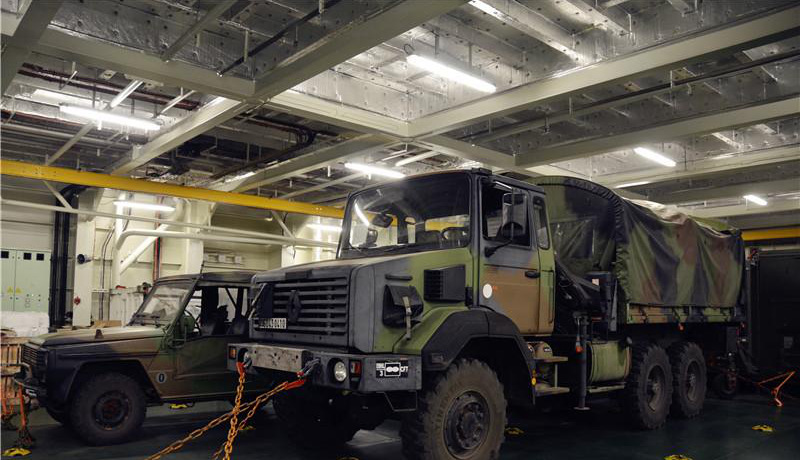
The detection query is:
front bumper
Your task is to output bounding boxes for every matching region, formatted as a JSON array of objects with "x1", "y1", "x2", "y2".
[
  {"x1": 14, "y1": 366, "x2": 49, "y2": 404},
  {"x1": 228, "y1": 343, "x2": 421, "y2": 392}
]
